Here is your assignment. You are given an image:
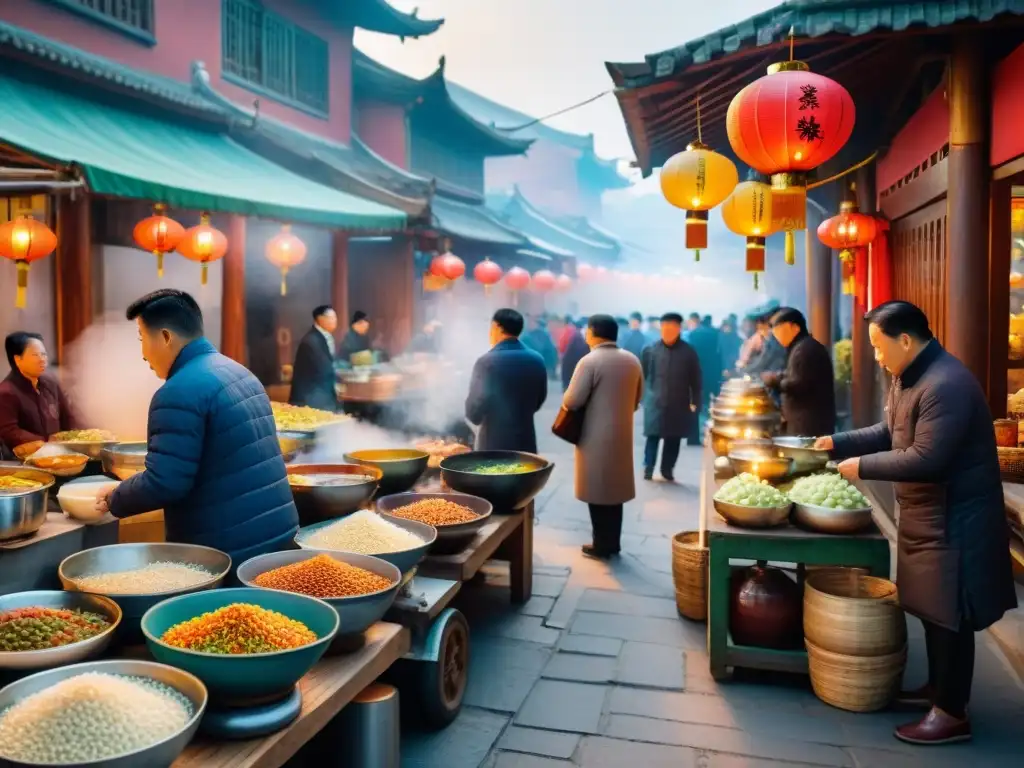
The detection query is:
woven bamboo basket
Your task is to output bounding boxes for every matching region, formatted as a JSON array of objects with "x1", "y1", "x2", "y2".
[
  {"x1": 998, "y1": 446, "x2": 1024, "y2": 483},
  {"x1": 806, "y1": 639, "x2": 906, "y2": 712},
  {"x1": 672, "y1": 531, "x2": 709, "y2": 621},
  {"x1": 804, "y1": 570, "x2": 906, "y2": 657}
]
